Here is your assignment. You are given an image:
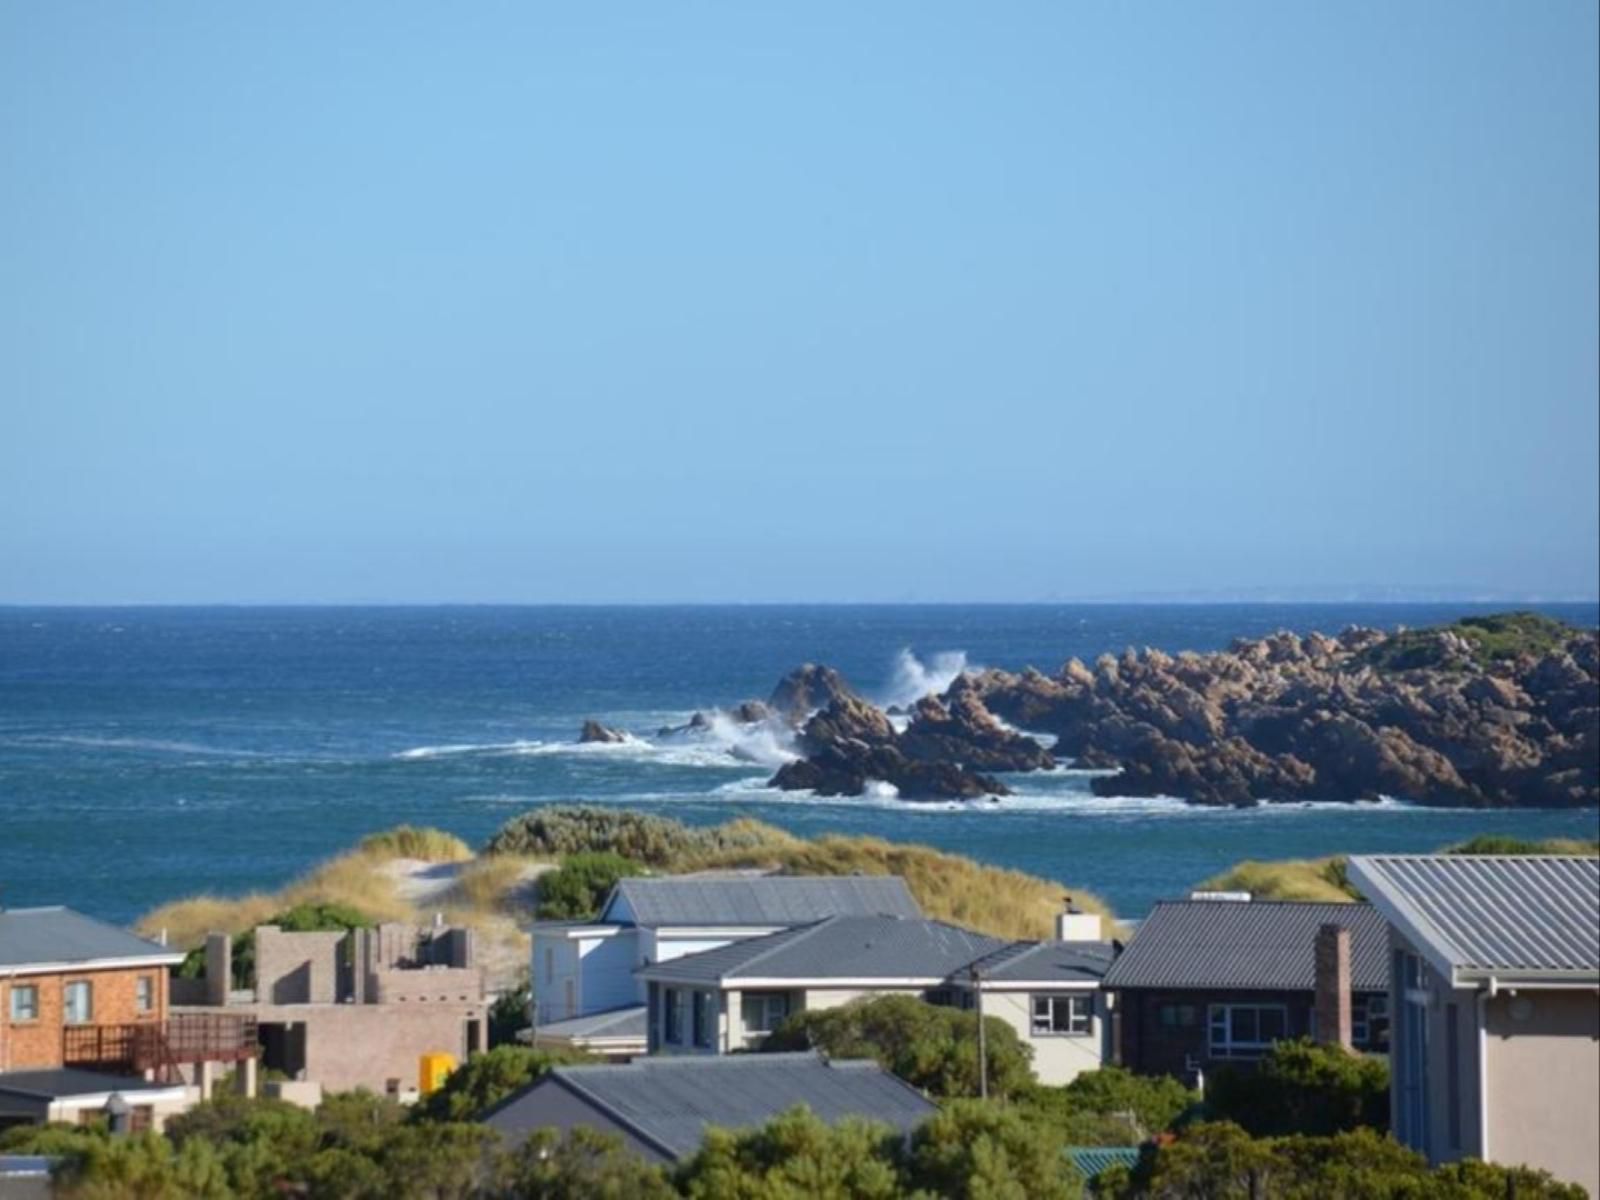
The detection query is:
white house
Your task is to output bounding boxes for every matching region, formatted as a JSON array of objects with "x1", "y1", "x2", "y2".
[
  {"x1": 529, "y1": 876, "x2": 922, "y2": 1057},
  {"x1": 636, "y1": 908, "x2": 1116, "y2": 1086}
]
